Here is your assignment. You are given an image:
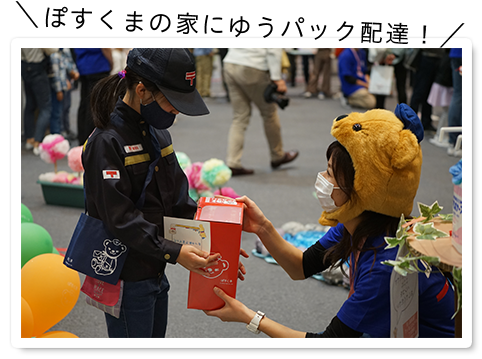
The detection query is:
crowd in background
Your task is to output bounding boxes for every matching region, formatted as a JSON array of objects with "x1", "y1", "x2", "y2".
[{"x1": 21, "y1": 47, "x2": 463, "y2": 159}]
